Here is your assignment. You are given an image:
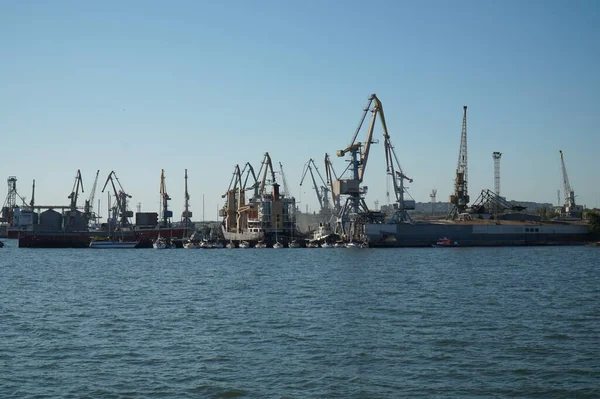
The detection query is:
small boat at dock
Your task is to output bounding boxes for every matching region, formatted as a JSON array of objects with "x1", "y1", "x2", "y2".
[
  {"x1": 89, "y1": 240, "x2": 138, "y2": 249},
  {"x1": 432, "y1": 237, "x2": 460, "y2": 247},
  {"x1": 153, "y1": 236, "x2": 173, "y2": 249}
]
